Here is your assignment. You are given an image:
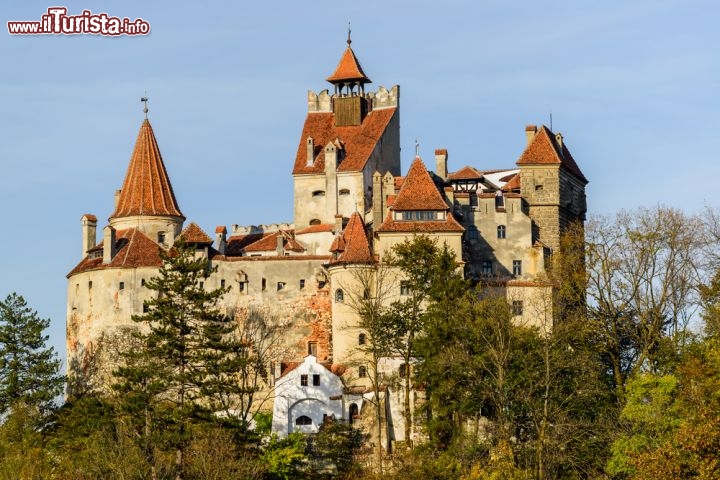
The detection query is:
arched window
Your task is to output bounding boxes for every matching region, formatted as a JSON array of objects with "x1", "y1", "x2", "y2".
[
  {"x1": 358, "y1": 333, "x2": 366, "y2": 345},
  {"x1": 349, "y1": 403, "x2": 359, "y2": 424},
  {"x1": 335, "y1": 289, "x2": 344, "y2": 303},
  {"x1": 339, "y1": 188, "x2": 350, "y2": 196},
  {"x1": 312, "y1": 190, "x2": 326, "y2": 197},
  {"x1": 309, "y1": 219, "x2": 321, "y2": 226},
  {"x1": 295, "y1": 415, "x2": 312, "y2": 426},
  {"x1": 497, "y1": 225, "x2": 506, "y2": 239}
]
